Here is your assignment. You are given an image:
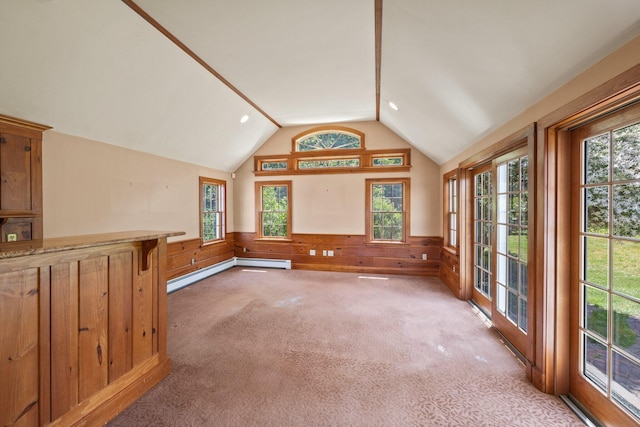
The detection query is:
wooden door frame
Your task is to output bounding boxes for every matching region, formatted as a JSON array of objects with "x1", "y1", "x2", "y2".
[
  {"x1": 459, "y1": 124, "x2": 536, "y2": 374},
  {"x1": 535, "y1": 63, "x2": 640, "y2": 397}
]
